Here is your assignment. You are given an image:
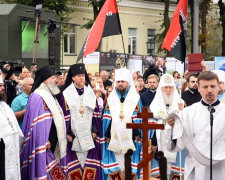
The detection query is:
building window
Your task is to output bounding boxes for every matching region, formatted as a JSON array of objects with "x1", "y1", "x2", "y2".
[
  {"x1": 128, "y1": 28, "x2": 137, "y2": 54},
  {"x1": 64, "y1": 25, "x2": 76, "y2": 55},
  {"x1": 147, "y1": 29, "x2": 156, "y2": 55}
]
